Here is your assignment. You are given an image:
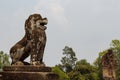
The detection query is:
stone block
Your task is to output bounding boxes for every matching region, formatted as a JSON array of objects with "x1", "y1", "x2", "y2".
[{"x1": 0, "y1": 66, "x2": 59, "y2": 80}]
